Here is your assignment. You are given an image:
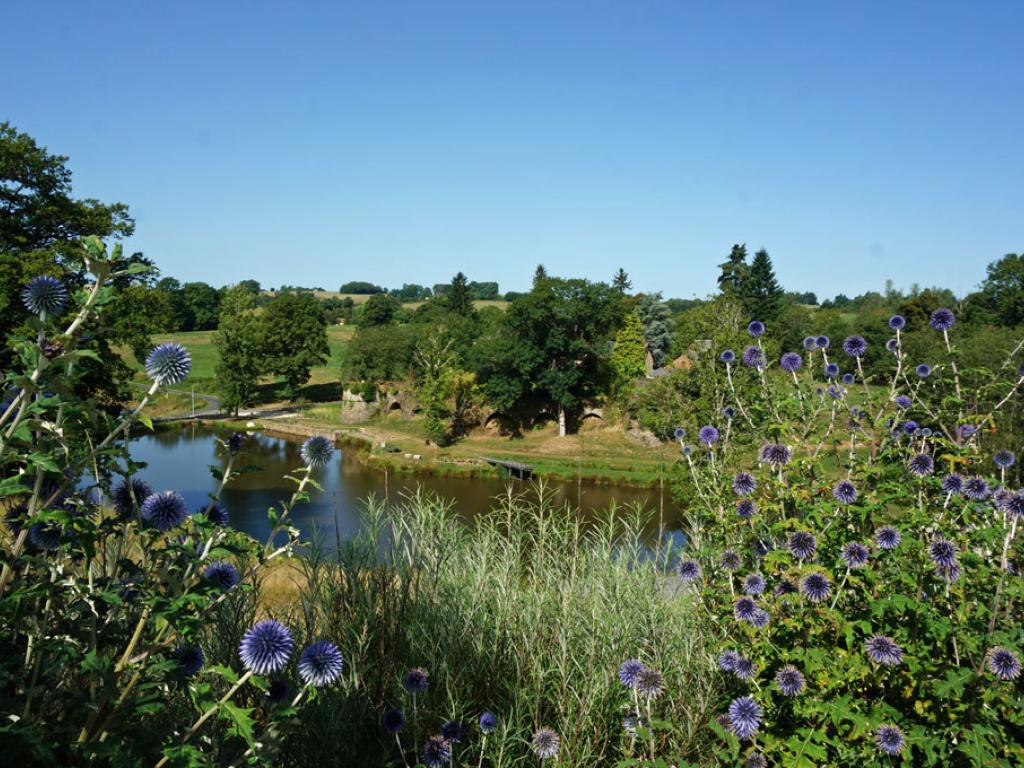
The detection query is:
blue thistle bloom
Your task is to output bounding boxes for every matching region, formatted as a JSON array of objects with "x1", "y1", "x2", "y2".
[
  {"x1": 915, "y1": 363, "x2": 932, "y2": 378},
  {"x1": 744, "y1": 753, "x2": 767, "y2": 768},
  {"x1": 986, "y1": 647, "x2": 1021, "y2": 681},
  {"x1": 775, "y1": 665, "x2": 805, "y2": 696},
  {"x1": 963, "y1": 476, "x2": 990, "y2": 500},
  {"x1": 421, "y1": 735, "x2": 452, "y2": 767},
  {"x1": 788, "y1": 531, "x2": 817, "y2": 561},
  {"x1": 750, "y1": 608, "x2": 770, "y2": 628},
  {"x1": 173, "y1": 644, "x2": 205, "y2": 676},
  {"x1": 728, "y1": 697, "x2": 762, "y2": 741},
  {"x1": 227, "y1": 432, "x2": 246, "y2": 454},
  {"x1": 721, "y1": 349, "x2": 736, "y2": 364},
  {"x1": 774, "y1": 578, "x2": 797, "y2": 596},
  {"x1": 841, "y1": 372, "x2": 855, "y2": 385},
  {"x1": 22, "y1": 275, "x2": 68, "y2": 316},
  {"x1": 28, "y1": 520, "x2": 62, "y2": 549},
  {"x1": 875, "y1": 526, "x2": 901, "y2": 550},
  {"x1": 298, "y1": 640, "x2": 344, "y2": 687},
  {"x1": 886, "y1": 338, "x2": 899, "y2": 353},
  {"x1": 959, "y1": 424, "x2": 977, "y2": 438},
  {"x1": 441, "y1": 720, "x2": 464, "y2": 743},
  {"x1": 144, "y1": 342, "x2": 192, "y2": 386},
  {"x1": 894, "y1": 395, "x2": 911, "y2": 409},
  {"x1": 780, "y1": 352, "x2": 802, "y2": 372},
  {"x1": 742, "y1": 573, "x2": 766, "y2": 595},
  {"x1": 742, "y1": 346, "x2": 765, "y2": 368},
  {"x1": 402, "y1": 667, "x2": 429, "y2": 694},
  {"x1": 532, "y1": 728, "x2": 560, "y2": 759},
  {"x1": 747, "y1": 320, "x2": 765, "y2": 337},
  {"x1": 733, "y1": 597, "x2": 759, "y2": 623},
  {"x1": 672, "y1": 426, "x2": 685, "y2": 440},
  {"x1": 816, "y1": 335, "x2": 830, "y2": 349},
  {"x1": 732, "y1": 472, "x2": 757, "y2": 497},
  {"x1": 722, "y1": 406, "x2": 736, "y2": 420},
  {"x1": 719, "y1": 550, "x2": 742, "y2": 571},
  {"x1": 942, "y1": 473, "x2": 964, "y2": 494},
  {"x1": 735, "y1": 499, "x2": 757, "y2": 519},
  {"x1": 888, "y1": 315, "x2": 906, "y2": 330},
  {"x1": 1005, "y1": 492, "x2": 1024, "y2": 519},
  {"x1": 994, "y1": 450, "x2": 1016, "y2": 469},
  {"x1": 824, "y1": 362, "x2": 840, "y2": 378},
  {"x1": 635, "y1": 667, "x2": 664, "y2": 698},
  {"x1": 875, "y1": 724, "x2": 906, "y2": 756},
  {"x1": 908, "y1": 453, "x2": 934, "y2": 477},
  {"x1": 840, "y1": 542, "x2": 870, "y2": 569},
  {"x1": 928, "y1": 539, "x2": 958, "y2": 570},
  {"x1": 843, "y1": 335, "x2": 867, "y2": 357},
  {"x1": 802, "y1": 336, "x2": 817, "y2": 350},
  {"x1": 267, "y1": 679, "x2": 290, "y2": 705},
  {"x1": 382, "y1": 707, "x2": 406, "y2": 734},
  {"x1": 619, "y1": 659, "x2": 646, "y2": 687},
  {"x1": 718, "y1": 650, "x2": 739, "y2": 671},
  {"x1": 479, "y1": 711, "x2": 499, "y2": 734},
  {"x1": 800, "y1": 572, "x2": 831, "y2": 603},
  {"x1": 733, "y1": 656, "x2": 756, "y2": 681},
  {"x1": 202, "y1": 560, "x2": 240, "y2": 590},
  {"x1": 930, "y1": 307, "x2": 955, "y2": 331},
  {"x1": 754, "y1": 538, "x2": 775, "y2": 557},
  {"x1": 300, "y1": 435, "x2": 335, "y2": 468},
  {"x1": 698, "y1": 425, "x2": 720, "y2": 445},
  {"x1": 140, "y1": 491, "x2": 188, "y2": 532},
  {"x1": 759, "y1": 443, "x2": 791, "y2": 467},
  {"x1": 828, "y1": 385, "x2": 845, "y2": 399},
  {"x1": 866, "y1": 635, "x2": 903, "y2": 666},
  {"x1": 677, "y1": 559, "x2": 702, "y2": 582},
  {"x1": 903, "y1": 420, "x2": 919, "y2": 434},
  {"x1": 111, "y1": 478, "x2": 152, "y2": 518},
  {"x1": 833, "y1": 480, "x2": 857, "y2": 504},
  {"x1": 239, "y1": 620, "x2": 294, "y2": 675},
  {"x1": 201, "y1": 502, "x2": 229, "y2": 527},
  {"x1": 921, "y1": 427, "x2": 933, "y2": 437}
]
